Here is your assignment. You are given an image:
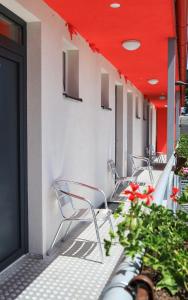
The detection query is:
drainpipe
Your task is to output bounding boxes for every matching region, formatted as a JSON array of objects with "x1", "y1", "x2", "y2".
[
  {"x1": 167, "y1": 38, "x2": 176, "y2": 160},
  {"x1": 176, "y1": 0, "x2": 188, "y2": 106},
  {"x1": 101, "y1": 255, "x2": 142, "y2": 300}
]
